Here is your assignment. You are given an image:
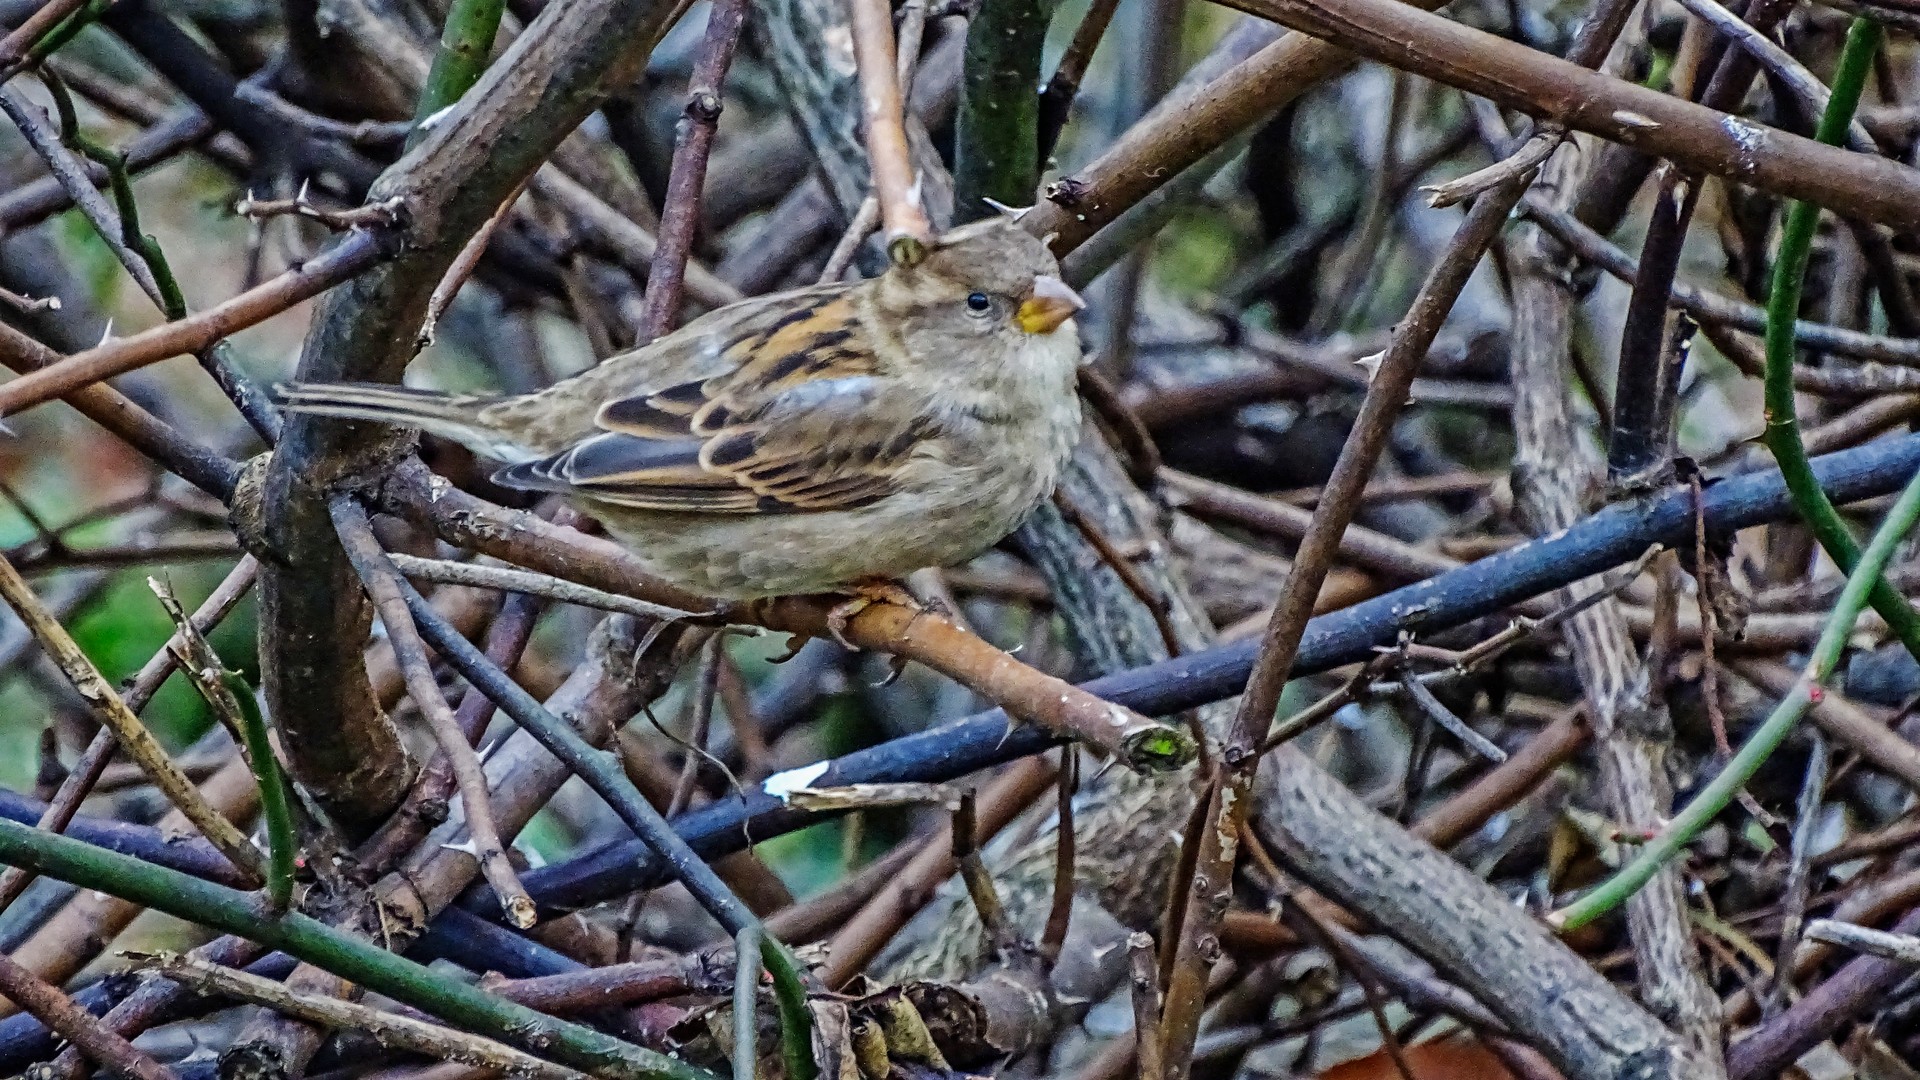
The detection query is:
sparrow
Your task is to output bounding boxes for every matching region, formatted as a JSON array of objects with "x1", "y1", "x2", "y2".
[{"x1": 276, "y1": 215, "x2": 1087, "y2": 604}]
